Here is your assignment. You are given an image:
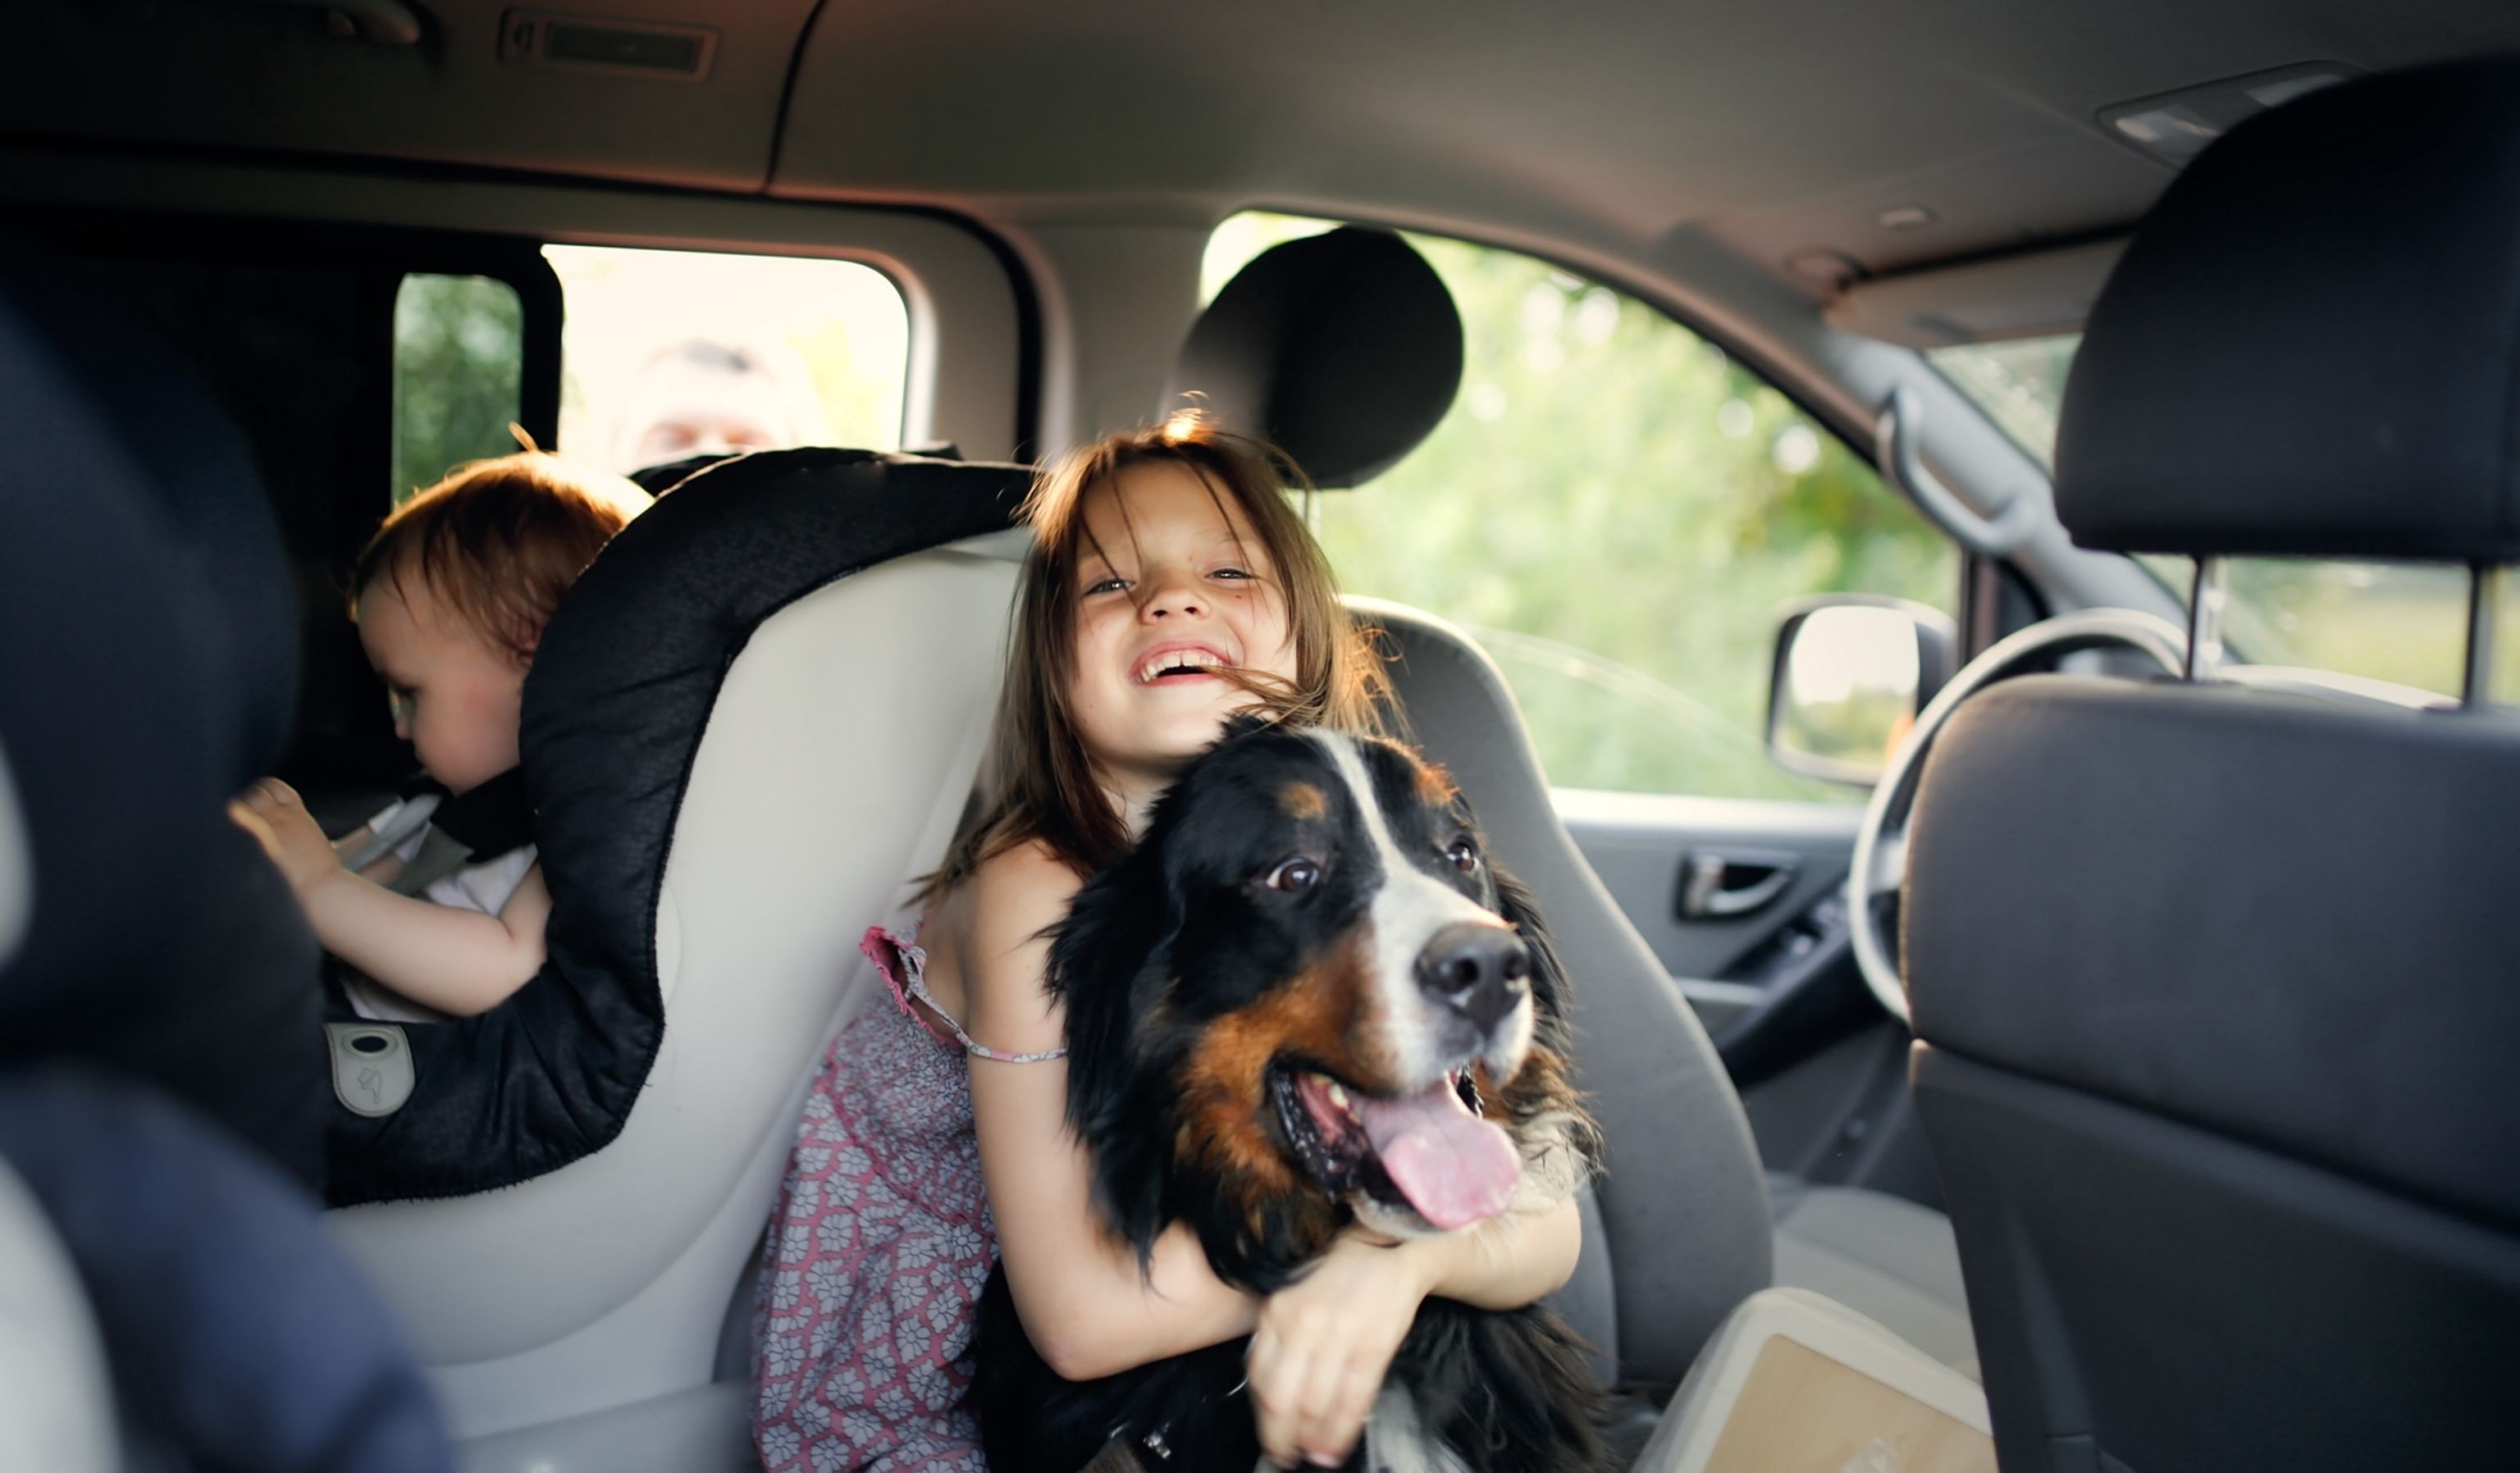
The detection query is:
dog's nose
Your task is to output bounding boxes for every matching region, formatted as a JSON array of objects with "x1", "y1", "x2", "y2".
[{"x1": 1416, "y1": 923, "x2": 1530, "y2": 1034}]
